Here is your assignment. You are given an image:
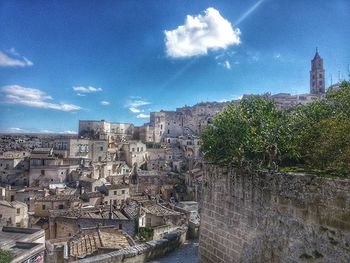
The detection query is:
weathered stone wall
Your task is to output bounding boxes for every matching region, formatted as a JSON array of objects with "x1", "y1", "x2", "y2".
[
  {"x1": 199, "y1": 165, "x2": 350, "y2": 263},
  {"x1": 72, "y1": 227, "x2": 187, "y2": 263}
]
